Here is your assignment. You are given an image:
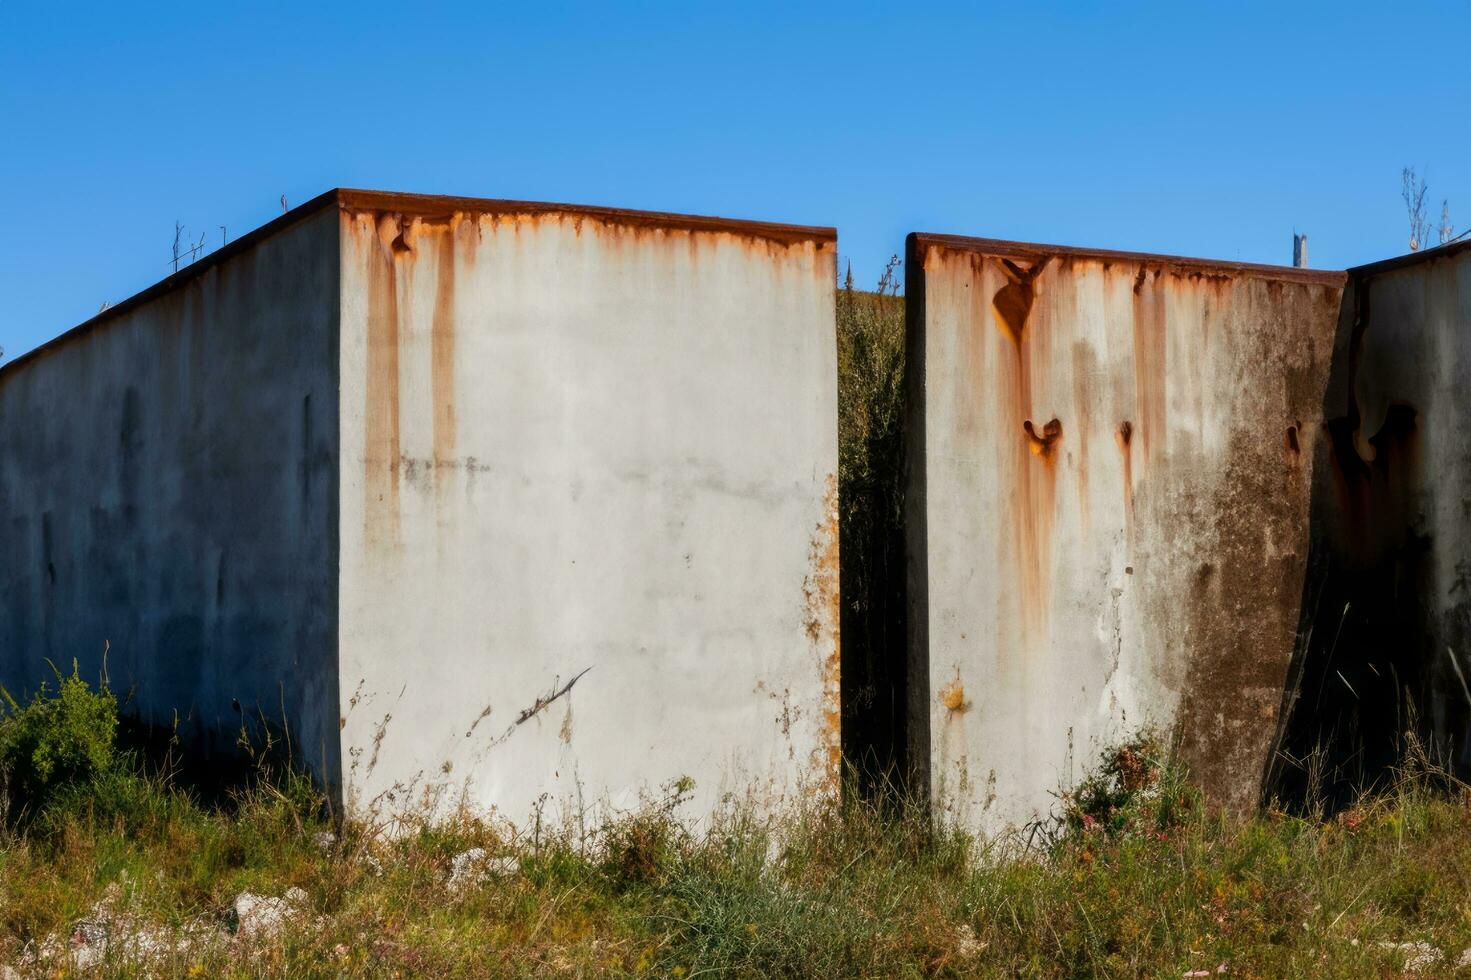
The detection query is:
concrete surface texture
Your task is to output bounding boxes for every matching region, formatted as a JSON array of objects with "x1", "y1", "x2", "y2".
[
  {"x1": 334, "y1": 193, "x2": 840, "y2": 823},
  {"x1": 21, "y1": 182, "x2": 1463, "y2": 835},
  {"x1": 0, "y1": 206, "x2": 343, "y2": 777},
  {"x1": 905, "y1": 233, "x2": 1345, "y2": 831},
  {"x1": 0, "y1": 190, "x2": 839, "y2": 826},
  {"x1": 1273, "y1": 240, "x2": 1471, "y2": 801}
]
